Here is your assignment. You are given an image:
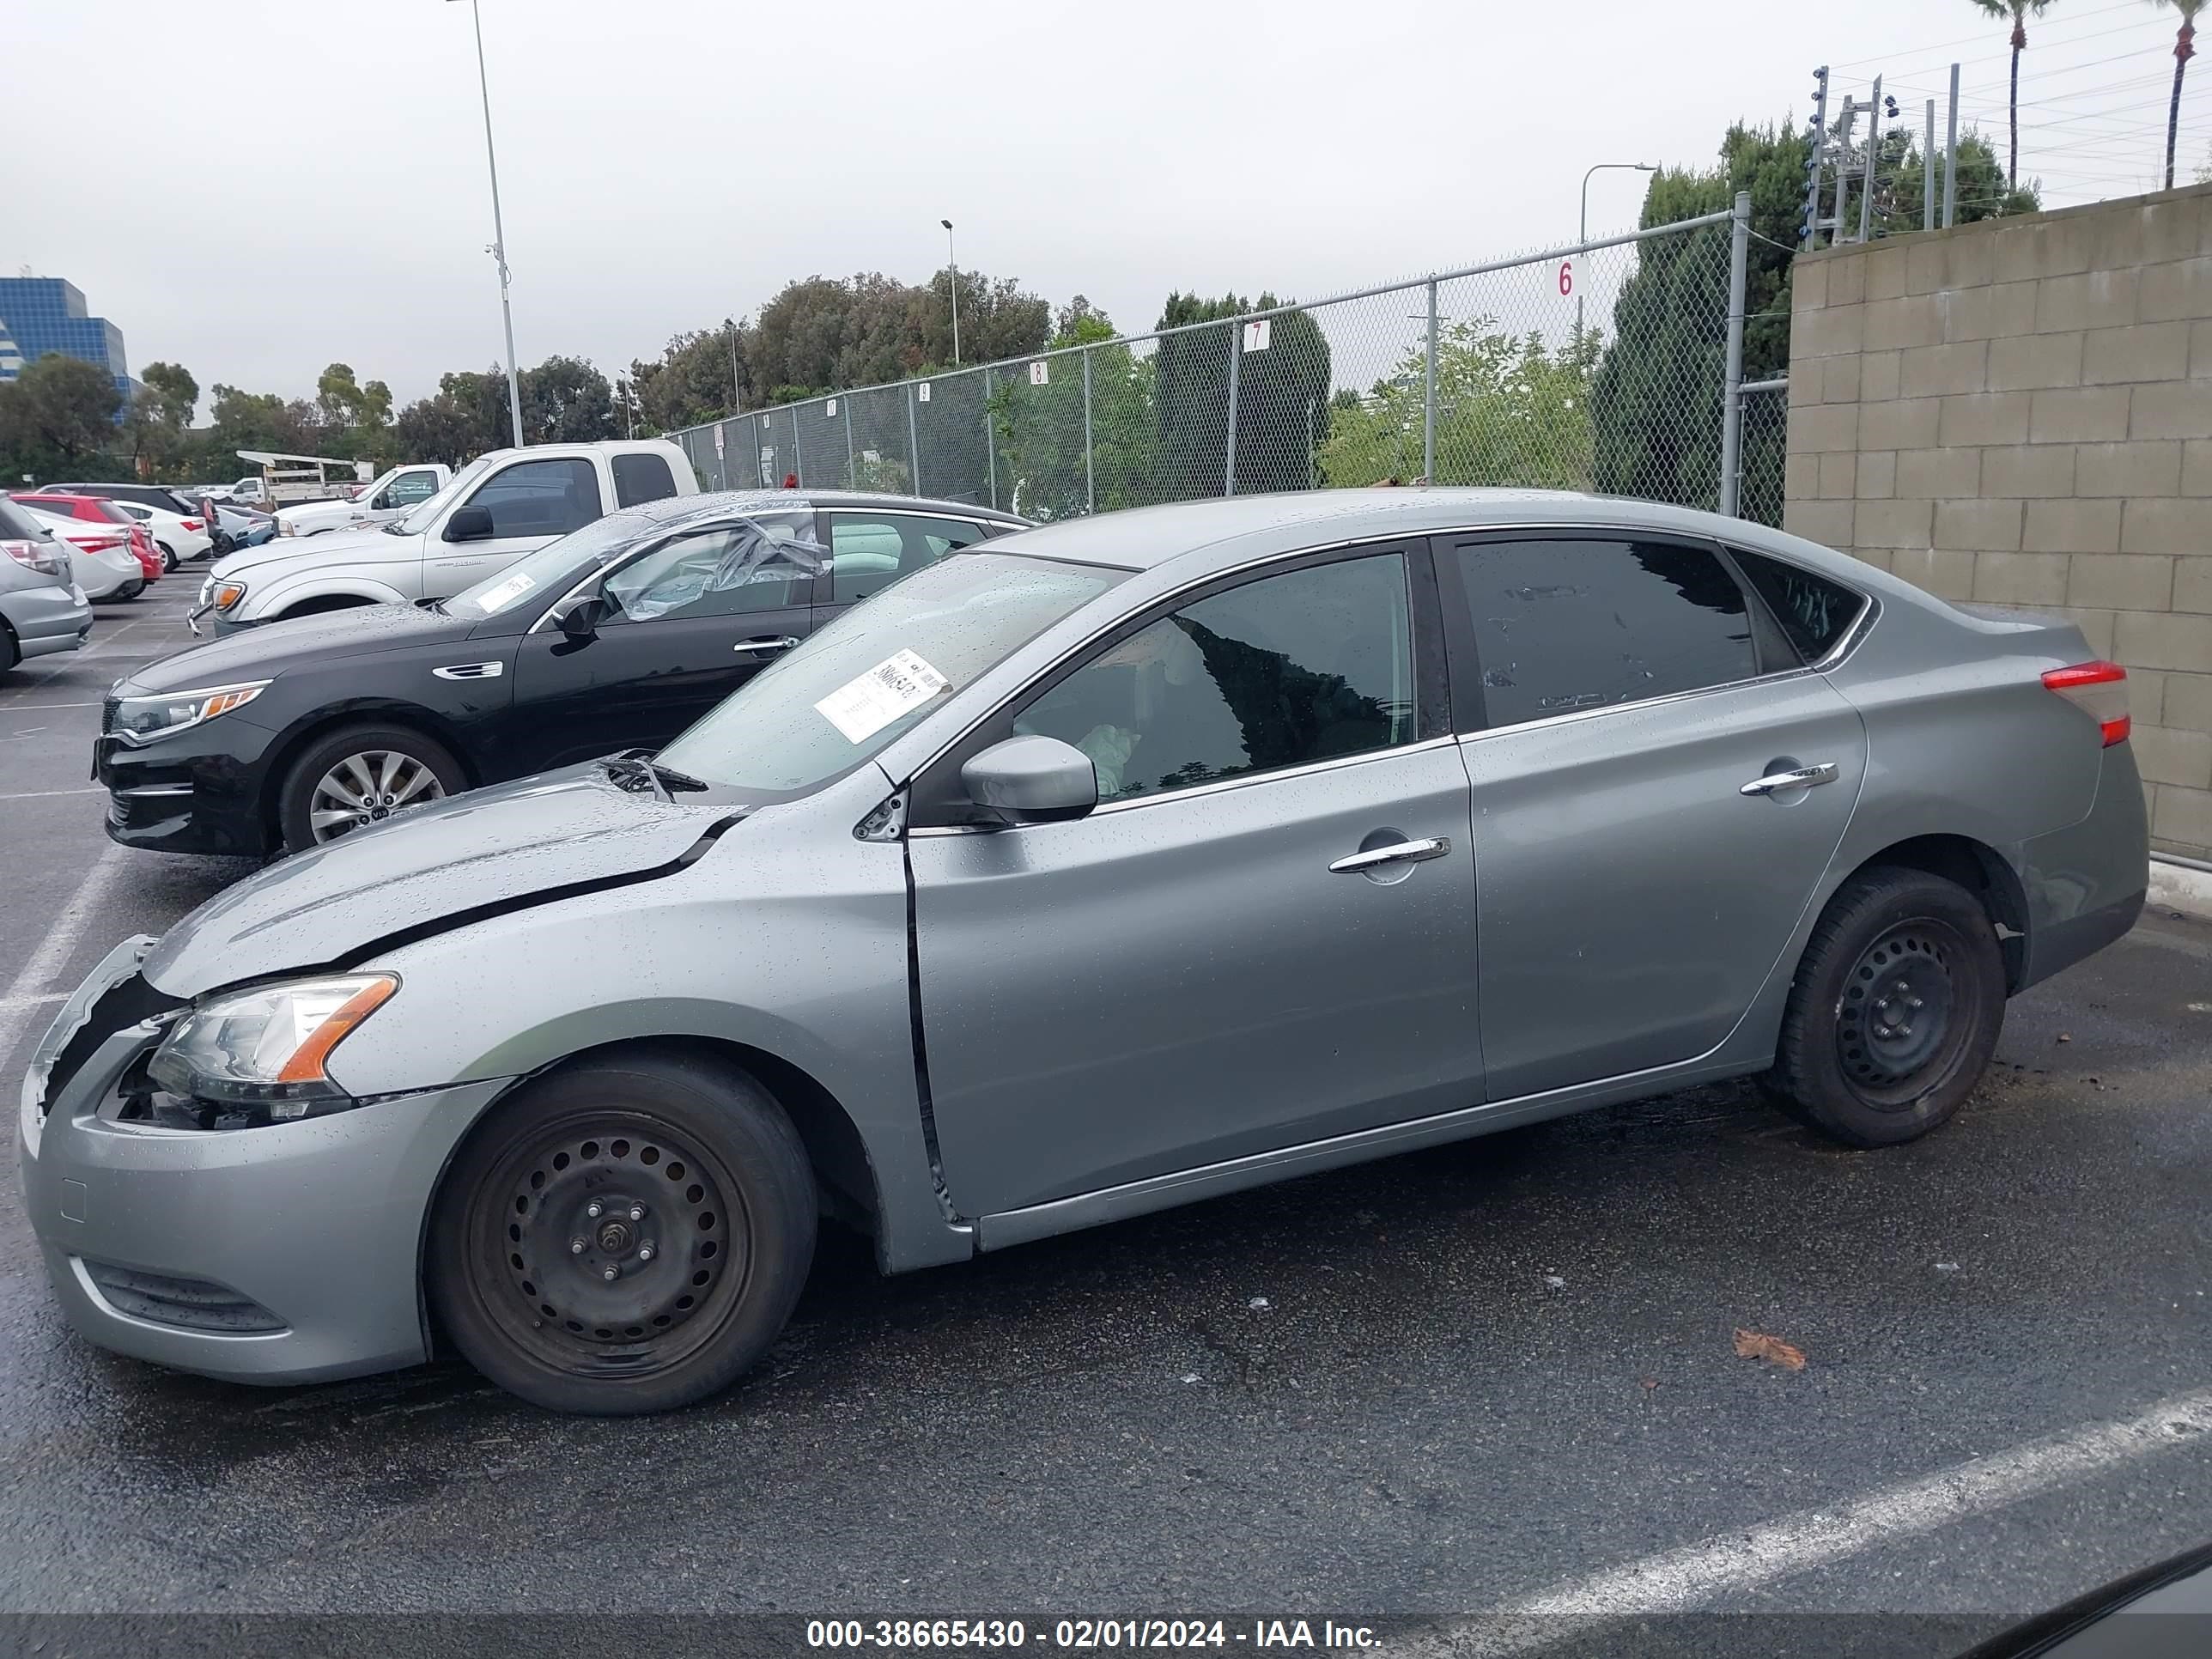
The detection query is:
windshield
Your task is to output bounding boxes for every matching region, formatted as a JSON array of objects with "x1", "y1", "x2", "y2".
[
  {"x1": 389, "y1": 453, "x2": 495, "y2": 535},
  {"x1": 659, "y1": 551, "x2": 1125, "y2": 793}
]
